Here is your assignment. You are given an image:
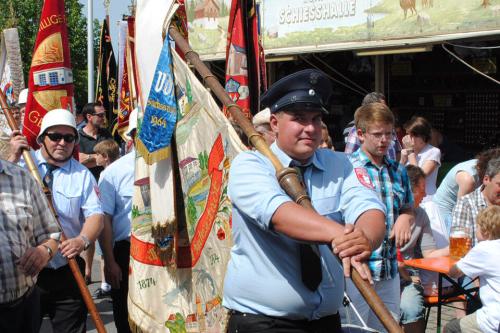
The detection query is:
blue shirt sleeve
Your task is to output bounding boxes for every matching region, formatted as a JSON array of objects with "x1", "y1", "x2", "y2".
[
  {"x1": 228, "y1": 151, "x2": 292, "y2": 230},
  {"x1": 98, "y1": 170, "x2": 116, "y2": 216}
]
